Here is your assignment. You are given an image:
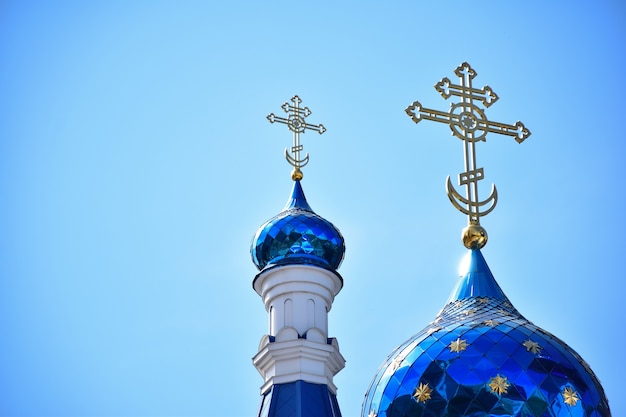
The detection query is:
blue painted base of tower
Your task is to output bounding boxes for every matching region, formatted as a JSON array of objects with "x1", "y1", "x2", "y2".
[{"x1": 257, "y1": 380, "x2": 342, "y2": 417}]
